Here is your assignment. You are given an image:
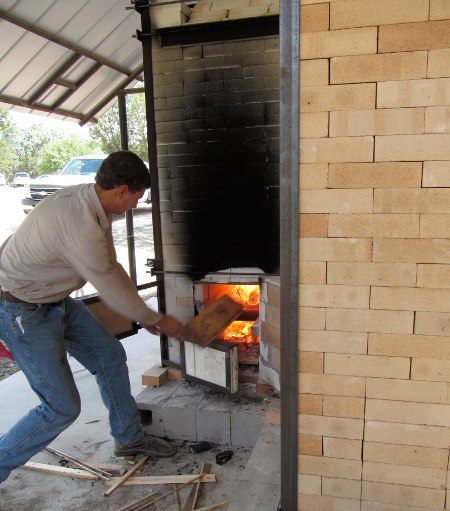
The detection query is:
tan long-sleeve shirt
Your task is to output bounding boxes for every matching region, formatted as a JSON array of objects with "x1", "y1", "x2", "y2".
[{"x1": 0, "y1": 183, "x2": 161, "y2": 325}]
